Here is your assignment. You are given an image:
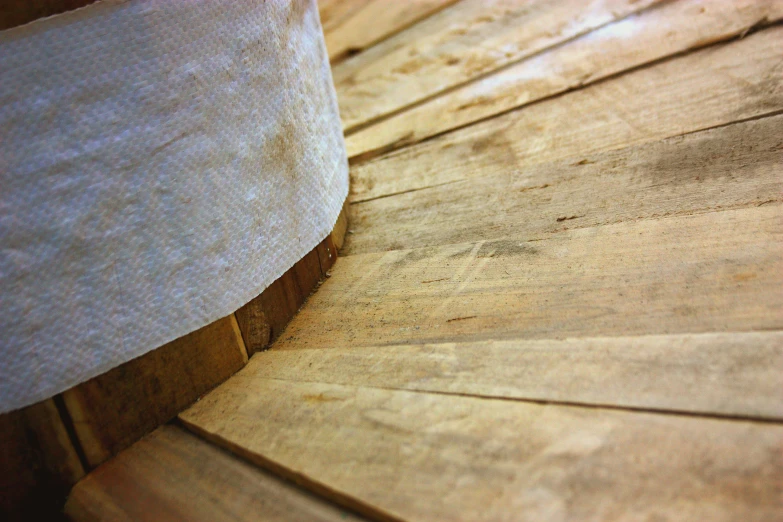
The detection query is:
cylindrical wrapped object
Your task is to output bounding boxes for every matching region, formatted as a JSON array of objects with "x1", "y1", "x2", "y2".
[{"x1": 0, "y1": 0, "x2": 348, "y2": 413}]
